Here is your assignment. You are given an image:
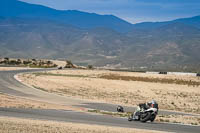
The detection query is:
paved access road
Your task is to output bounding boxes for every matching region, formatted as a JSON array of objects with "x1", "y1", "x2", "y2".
[{"x1": 0, "y1": 69, "x2": 200, "y2": 133}]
